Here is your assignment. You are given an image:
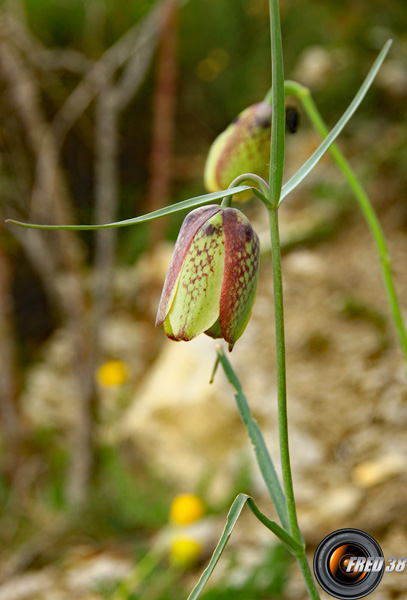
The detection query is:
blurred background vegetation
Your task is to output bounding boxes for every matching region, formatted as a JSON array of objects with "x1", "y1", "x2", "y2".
[{"x1": 0, "y1": 0, "x2": 406, "y2": 598}]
